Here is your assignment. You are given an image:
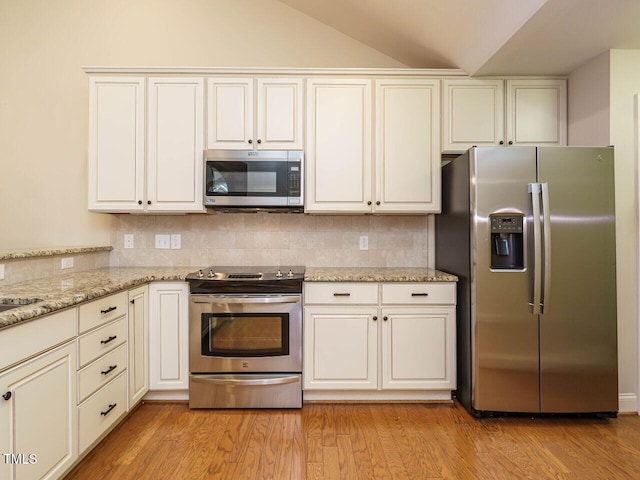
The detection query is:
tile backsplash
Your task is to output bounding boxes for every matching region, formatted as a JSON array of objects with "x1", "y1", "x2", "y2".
[{"x1": 110, "y1": 213, "x2": 433, "y2": 268}]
